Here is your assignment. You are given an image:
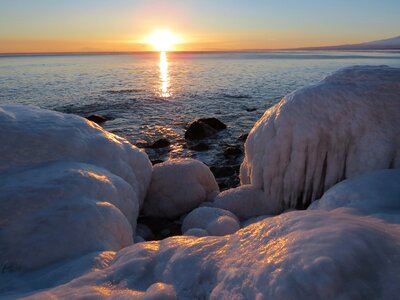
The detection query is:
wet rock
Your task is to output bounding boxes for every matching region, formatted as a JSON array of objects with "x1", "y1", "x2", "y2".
[
  {"x1": 246, "y1": 107, "x2": 257, "y2": 112},
  {"x1": 190, "y1": 143, "x2": 210, "y2": 151},
  {"x1": 185, "y1": 117, "x2": 226, "y2": 140},
  {"x1": 137, "y1": 216, "x2": 182, "y2": 240},
  {"x1": 210, "y1": 166, "x2": 235, "y2": 178},
  {"x1": 151, "y1": 159, "x2": 164, "y2": 165},
  {"x1": 147, "y1": 138, "x2": 171, "y2": 149},
  {"x1": 238, "y1": 133, "x2": 248, "y2": 142},
  {"x1": 85, "y1": 114, "x2": 108, "y2": 124},
  {"x1": 223, "y1": 146, "x2": 243, "y2": 157},
  {"x1": 198, "y1": 118, "x2": 227, "y2": 130}
]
